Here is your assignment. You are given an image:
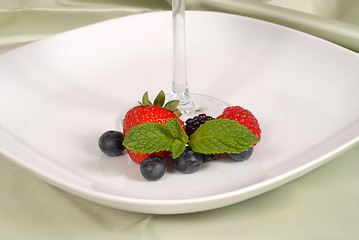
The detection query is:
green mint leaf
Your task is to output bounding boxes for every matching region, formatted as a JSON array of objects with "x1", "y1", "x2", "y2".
[
  {"x1": 122, "y1": 123, "x2": 173, "y2": 153},
  {"x1": 172, "y1": 139, "x2": 187, "y2": 159},
  {"x1": 166, "y1": 118, "x2": 188, "y2": 158},
  {"x1": 166, "y1": 118, "x2": 187, "y2": 141},
  {"x1": 122, "y1": 119, "x2": 188, "y2": 158},
  {"x1": 188, "y1": 119, "x2": 259, "y2": 154},
  {"x1": 154, "y1": 90, "x2": 165, "y2": 107}
]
